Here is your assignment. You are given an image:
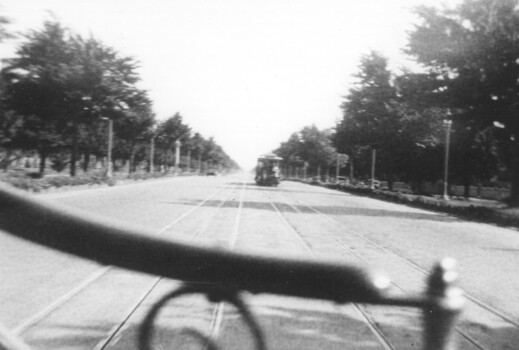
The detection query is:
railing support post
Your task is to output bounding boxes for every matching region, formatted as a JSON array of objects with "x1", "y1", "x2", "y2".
[{"x1": 424, "y1": 258, "x2": 464, "y2": 350}]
